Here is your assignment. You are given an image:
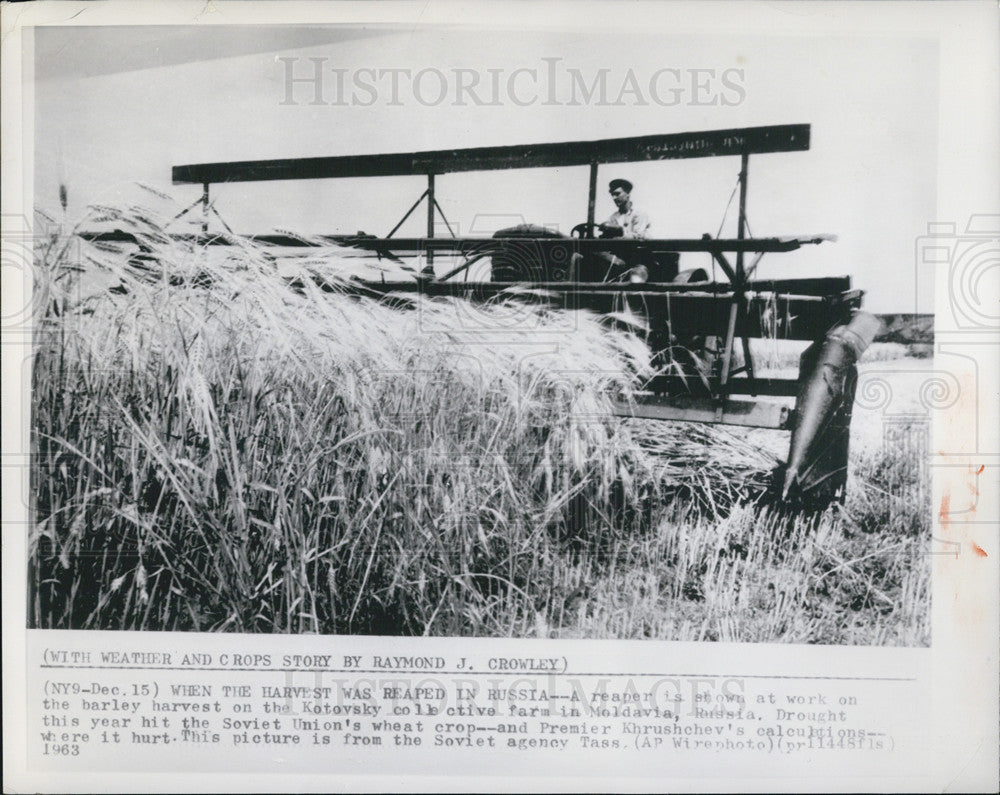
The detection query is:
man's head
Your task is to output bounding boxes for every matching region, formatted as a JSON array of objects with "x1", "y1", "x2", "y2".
[{"x1": 609, "y1": 179, "x2": 633, "y2": 211}]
